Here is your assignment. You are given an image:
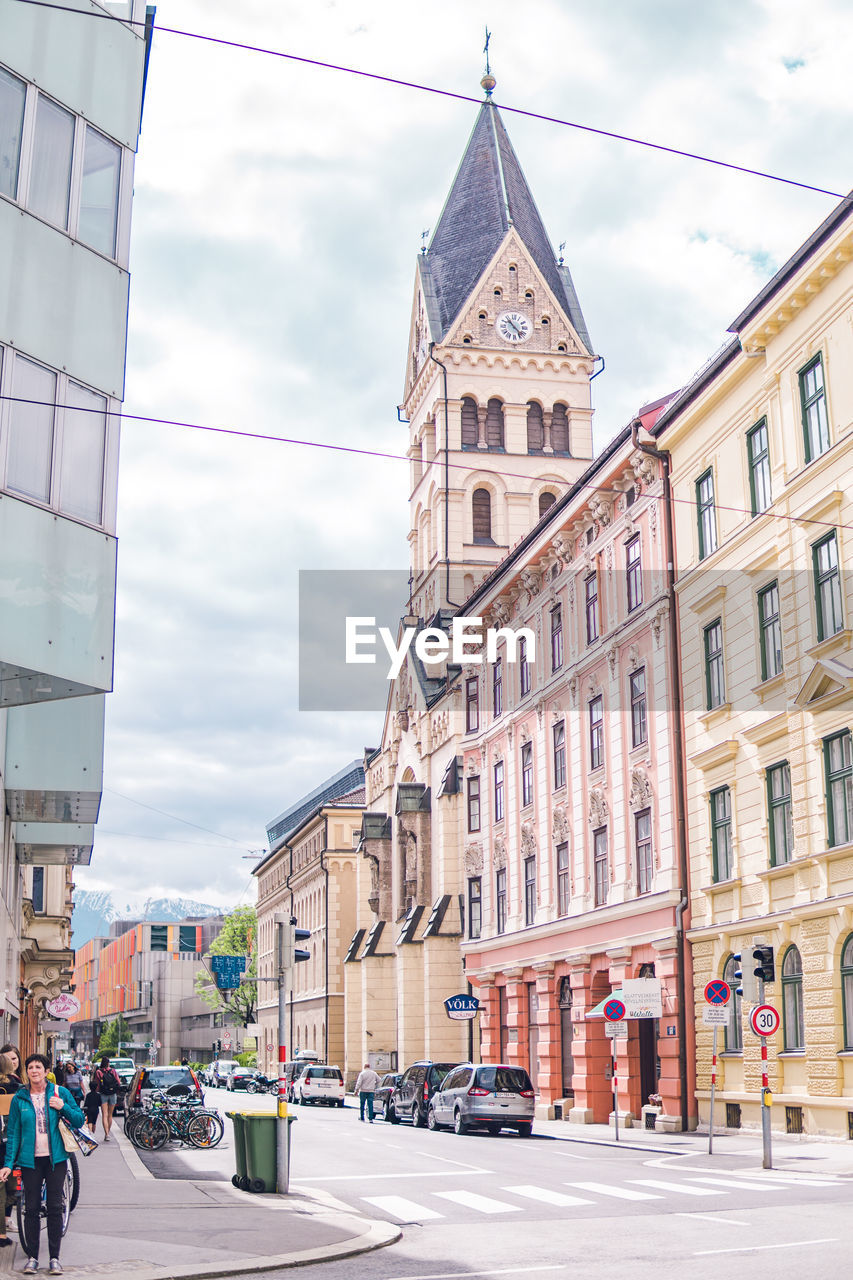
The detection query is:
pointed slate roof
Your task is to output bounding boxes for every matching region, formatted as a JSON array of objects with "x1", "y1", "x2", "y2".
[{"x1": 421, "y1": 97, "x2": 591, "y2": 351}]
